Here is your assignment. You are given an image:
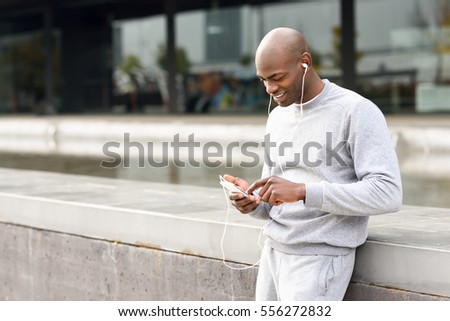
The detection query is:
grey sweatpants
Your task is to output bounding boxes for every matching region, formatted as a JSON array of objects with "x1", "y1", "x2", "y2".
[{"x1": 255, "y1": 243, "x2": 356, "y2": 301}]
